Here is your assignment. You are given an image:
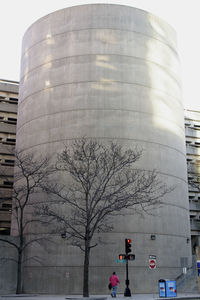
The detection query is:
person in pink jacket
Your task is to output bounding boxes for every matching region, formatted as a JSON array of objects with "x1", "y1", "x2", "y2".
[{"x1": 109, "y1": 272, "x2": 120, "y2": 297}]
